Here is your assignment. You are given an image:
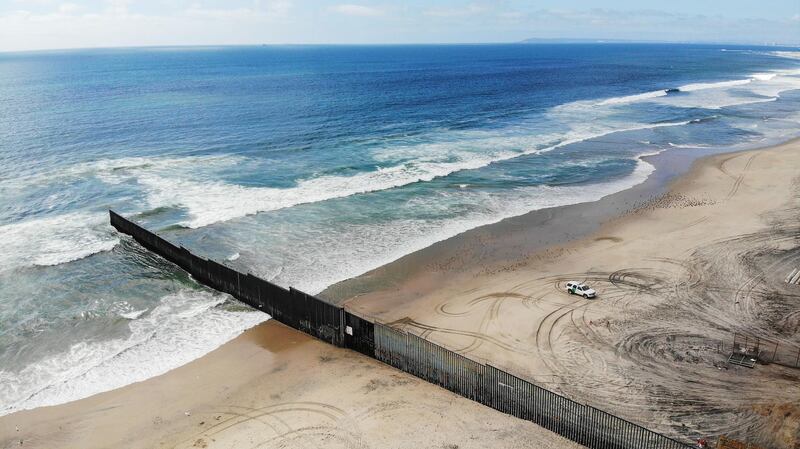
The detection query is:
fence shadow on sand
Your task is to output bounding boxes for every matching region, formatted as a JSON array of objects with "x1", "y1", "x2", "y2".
[{"x1": 110, "y1": 210, "x2": 692, "y2": 449}]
